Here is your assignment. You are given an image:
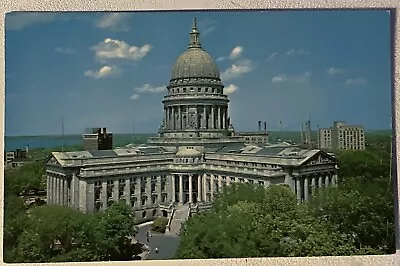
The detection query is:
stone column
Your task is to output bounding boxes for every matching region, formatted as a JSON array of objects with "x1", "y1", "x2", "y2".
[
  {"x1": 197, "y1": 174, "x2": 202, "y2": 202},
  {"x1": 318, "y1": 176, "x2": 323, "y2": 188},
  {"x1": 64, "y1": 178, "x2": 68, "y2": 206},
  {"x1": 52, "y1": 175, "x2": 56, "y2": 204},
  {"x1": 171, "y1": 175, "x2": 176, "y2": 203},
  {"x1": 296, "y1": 177, "x2": 301, "y2": 201},
  {"x1": 304, "y1": 176, "x2": 309, "y2": 202},
  {"x1": 218, "y1": 175, "x2": 222, "y2": 189},
  {"x1": 136, "y1": 178, "x2": 142, "y2": 209},
  {"x1": 186, "y1": 106, "x2": 189, "y2": 128},
  {"x1": 203, "y1": 105, "x2": 207, "y2": 129},
  {"x1": 61, "y1": 177, "x2": 65, "y2": 205},
  {"x1": 178, "y1": 106, "x2": 182, "y2": 129},
  {"x1": 211, "y1": 106, "x2": 215, "y2": 129},
  {"x1": 202, "y1": 174, "x2": 207, "y2": 202},
  {"x1": 125, "y1": 178, "x2": 131, "y2": 207},
  {"x1": 171, "y1": 106, "x2": 175, "y2": 130},
  {"x1": 113, "y1": 180, "x2": 119, "y2": 202},
  {"x1": 156, "y1": 175, "x2": 162, "y2": 204},
  {"x1": 46, "y1": 174, "x2": 51, "y2": 204},
  {"x1": 210, "y1": 174, "x2": 215, "y2": 200},
  {"x1": 56, "y1": 177, "x2": 61, "y2": 204},
  {"x1": 189, "y1": 174, "x2": 193, "y2": 203},
  {"x1": 101, "y1": 181, "x2": 108, "y2": 211},
  {"x1": 332, "y1": 173, "x2": 338, "y2": 187},
  {"x1": 179, "y1": 175, "x2": 183, "y2": 204},
  {"x1": 217, "y1": 106, "x2": 221, "y2": 129},
  {"x1": 325, "y1": 174, "x2": 330, "y2": 187},
  {"x1": 146, "y1": 177, "x2": 152, "y2": 207},
  {"x1": 222, "y1": 107, "x2": 226, "y2": 129}
]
